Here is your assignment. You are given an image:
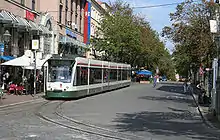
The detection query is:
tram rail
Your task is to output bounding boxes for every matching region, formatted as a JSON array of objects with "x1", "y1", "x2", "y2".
[
  {"x1": 36, "y1": 101, "x2": 146, "y2": 140},
  {"x1": 0, "y1": 99, "x2": 46, "y2": 115}
]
